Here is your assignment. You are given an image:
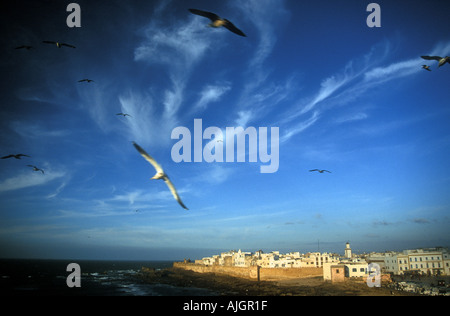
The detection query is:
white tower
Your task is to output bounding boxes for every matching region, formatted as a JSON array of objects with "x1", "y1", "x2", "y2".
[{"x1": 345, "y1": 242, "x2": 352, "y2": 258}]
